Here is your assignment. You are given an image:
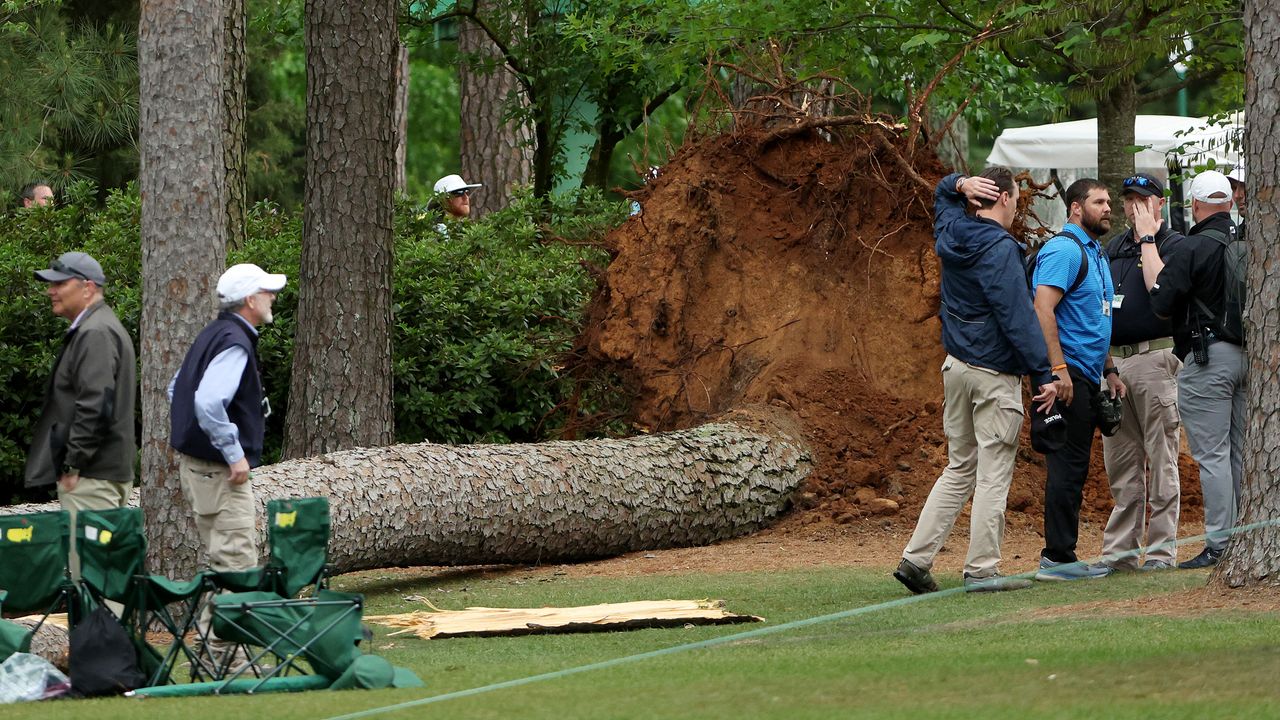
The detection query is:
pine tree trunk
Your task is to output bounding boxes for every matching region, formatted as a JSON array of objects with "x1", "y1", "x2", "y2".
[
  {"x1": 284, "y1": 0, "x2": 397, "y2": 458},
  {"x1": 1213, "y1": 0, "x2": 1280, "y2": 588},
  {"x1": 138, "y1": 0, "x2": 227, "y2": 579},
  {"x1": 394, "y1": 42, "x2": 409, "y2": 193},
  {"x1": 224, "y1": 0, "x2": 247, "y2": 250},
  {"x1": 0, "y1": 411, "x2": 811, "y2": 578},
  {"x1": 458, "y1": 0, "x2": 533, "y2": 218}
]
